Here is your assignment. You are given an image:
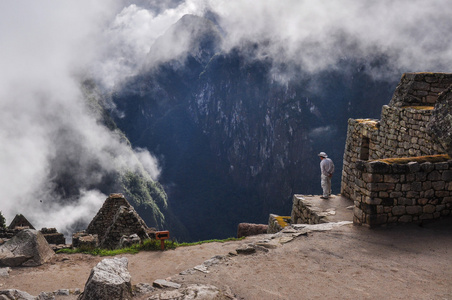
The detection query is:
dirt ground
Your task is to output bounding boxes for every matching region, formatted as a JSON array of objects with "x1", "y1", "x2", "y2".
[{"x1": 1, "y1": 219, "x2": 451, "y2": 300}]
